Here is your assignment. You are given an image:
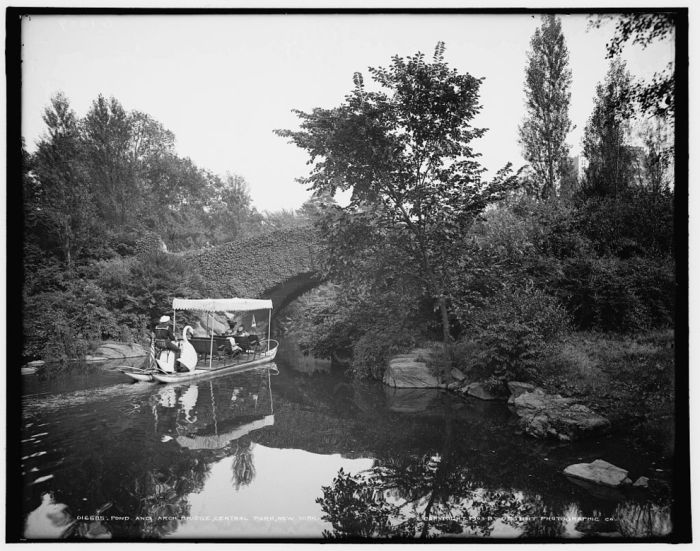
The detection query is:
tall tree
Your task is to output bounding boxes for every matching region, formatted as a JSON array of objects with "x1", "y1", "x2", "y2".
[
  {"x1": 519, "y1": 15, "x2": 573, "y2": 200},
  {"x1": 581, "y1": 58, "x2": 636, "y2": 197},
  {"x1": 277, "y1": 43, "x2": 520, "y2": 342},
  {"x1": 81, "y1": 95, "x2": 134, "y2": 226},
  {"x1": 639, "y1": 116, "x2": 673, "y2": 191},
  {"x1": 206, "y1": 172, "x2": 258, "y2": 243},
  {"x1": 29, "y1": 93, "x2": 97, "y2": 268}
]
